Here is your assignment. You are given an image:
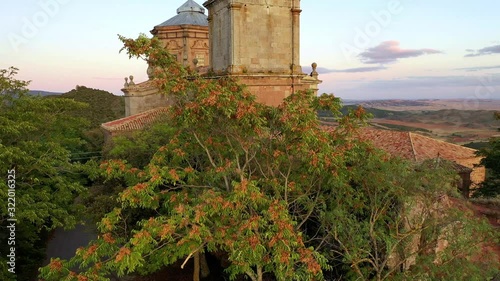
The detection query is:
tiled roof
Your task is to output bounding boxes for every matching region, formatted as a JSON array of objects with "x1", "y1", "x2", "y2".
[
  {"x1": 101, "y1": 107, "x2": 169, "y2": 133},
  {"x1": 358, "y1": 128, "x2": 416, "y2": 160},
  {"x1": 156, "y1": 0, "x2": 208, "y2": 27},
  {"x1": 357, "y1": 127, "x2": 485, "y2": 185},
  {"x1": 358, "y1": 128, "x2": 477, "y2": 162},
  {"x1": 411, "y1": 133, "x2": 478, "y2": 162}
]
